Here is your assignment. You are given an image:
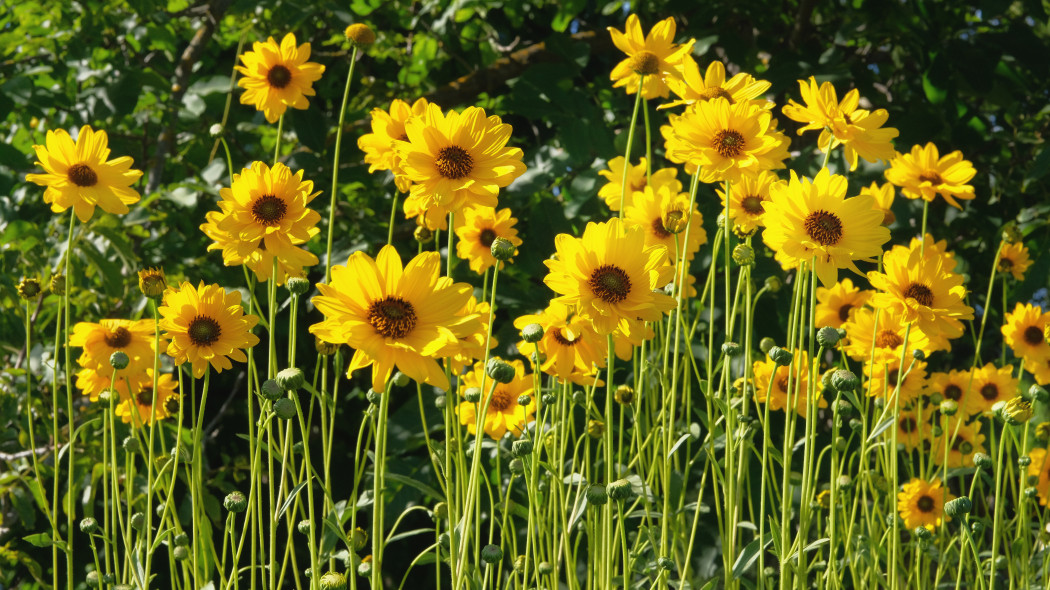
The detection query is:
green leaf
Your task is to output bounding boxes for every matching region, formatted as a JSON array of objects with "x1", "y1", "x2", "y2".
[
  {"x1": 277, "y1": 479, "x2": 311, "y2": 520},
  {"x1": 23, "y1": 532, "x2": 52, "y2": 547},
  {"x1": 731, "y1": 537, "x2": 771, "y2": 579},
  {"x1": 667, "y1": 433, "x2": 693, "y2": 458},
  {"x1": 384, "y1": 472, "x2": 443, "y2": 501},
  {"x1": 1023, "y1": 144, "x2": 1050, "y2": 191},
  {"x1": 866, "y1": 415, "x2": 896, "y2": 443}
]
